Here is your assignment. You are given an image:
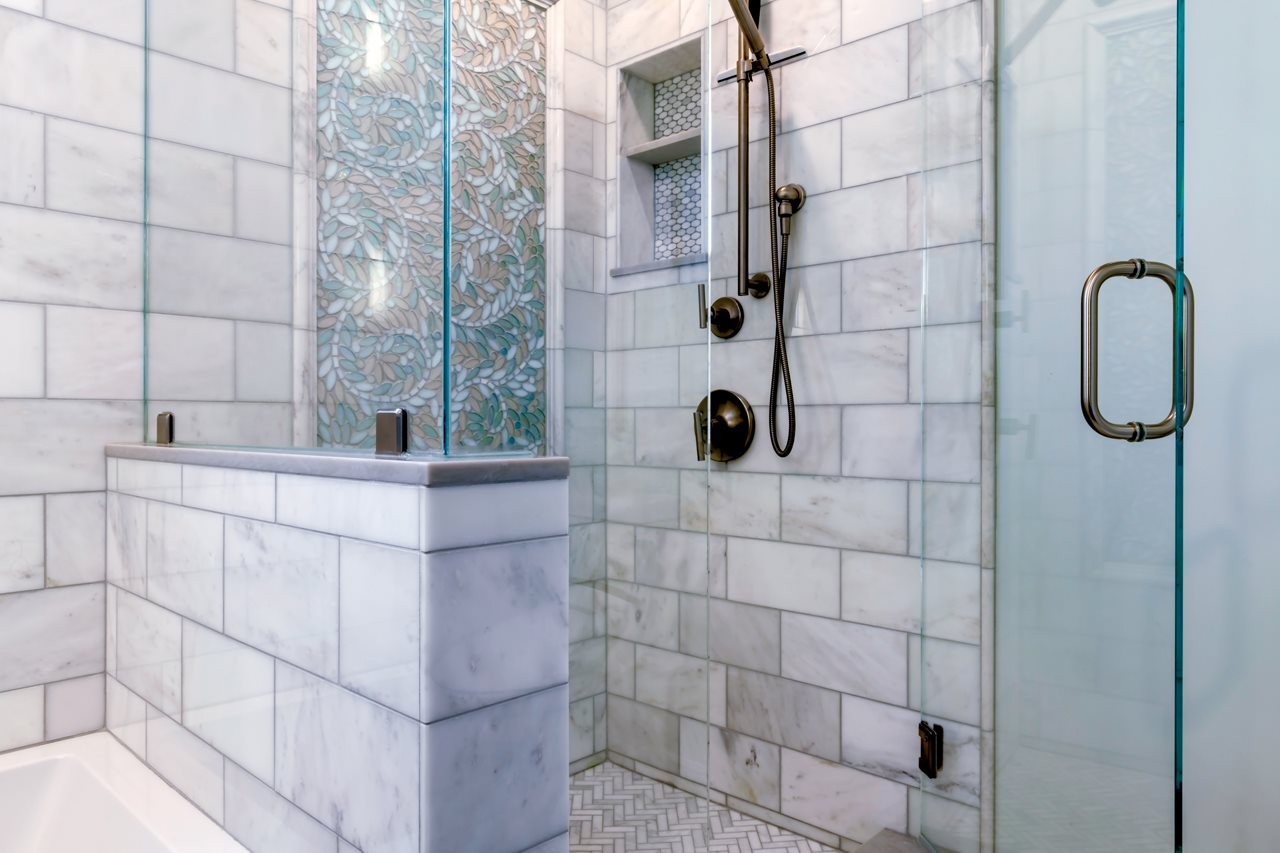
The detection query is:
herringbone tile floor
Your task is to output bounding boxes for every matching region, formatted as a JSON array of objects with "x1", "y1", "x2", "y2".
[{"x1": 569, "y1": 761, "x2": 837, "y2": 852}]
